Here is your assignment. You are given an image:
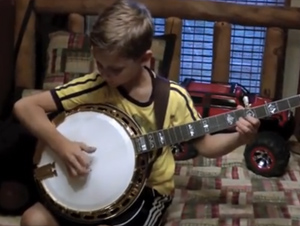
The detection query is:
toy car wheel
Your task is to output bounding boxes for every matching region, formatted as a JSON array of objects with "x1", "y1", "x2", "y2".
[{"x1": 244, "y1": 131, "x2": 290, "y2": 177}]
